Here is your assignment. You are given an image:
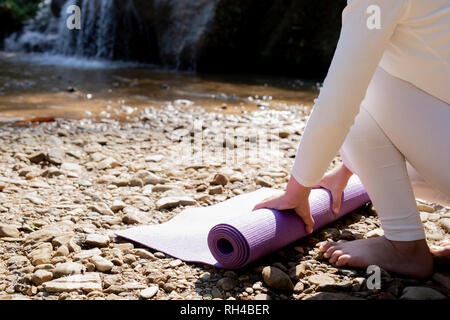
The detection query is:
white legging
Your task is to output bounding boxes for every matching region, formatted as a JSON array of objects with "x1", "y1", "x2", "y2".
[{"x1": 340, "y1": 67, "x2": 450, "y2": 242}]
